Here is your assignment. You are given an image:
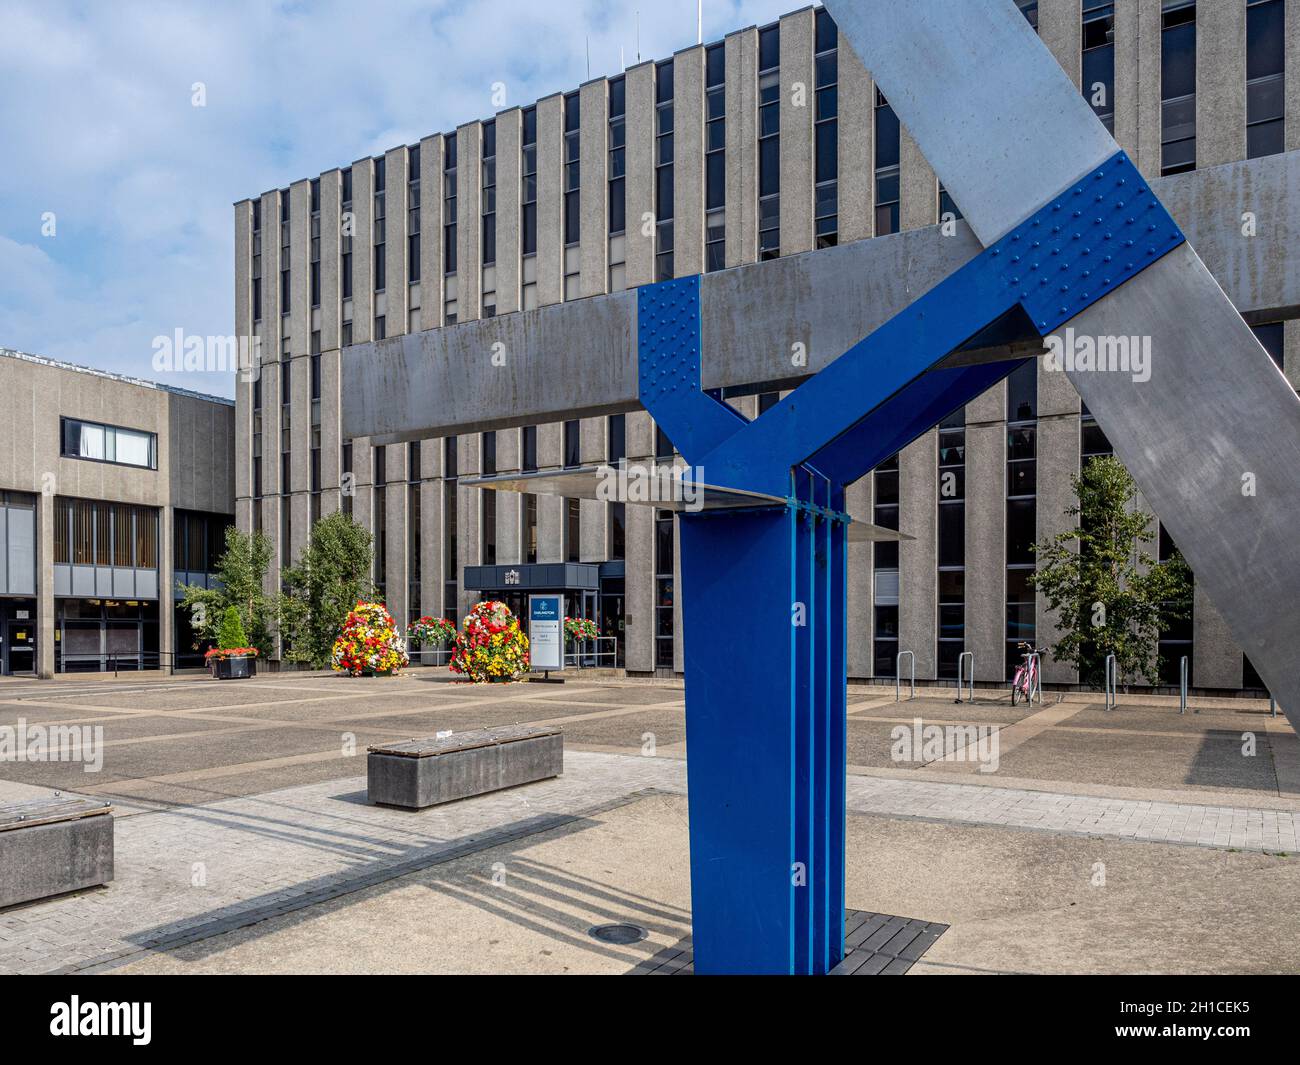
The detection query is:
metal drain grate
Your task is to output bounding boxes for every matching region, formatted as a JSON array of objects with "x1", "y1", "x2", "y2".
[{"x1": 589, "y1": 923, "x2": 649, "y2": 945}]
